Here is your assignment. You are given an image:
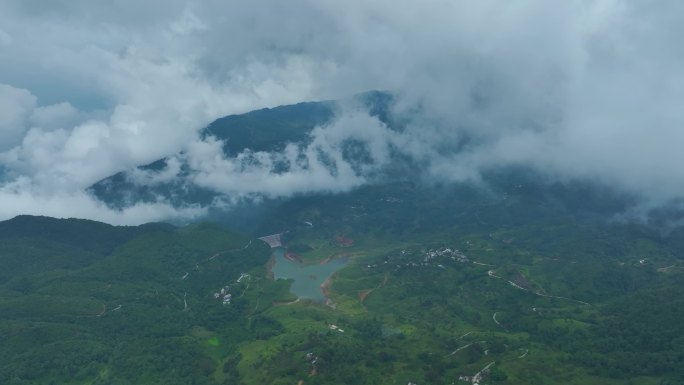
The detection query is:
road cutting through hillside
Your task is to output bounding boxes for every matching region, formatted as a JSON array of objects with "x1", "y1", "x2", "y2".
[{"x1": 487, "y1": 270, "x2": 590, "y2": 306}]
